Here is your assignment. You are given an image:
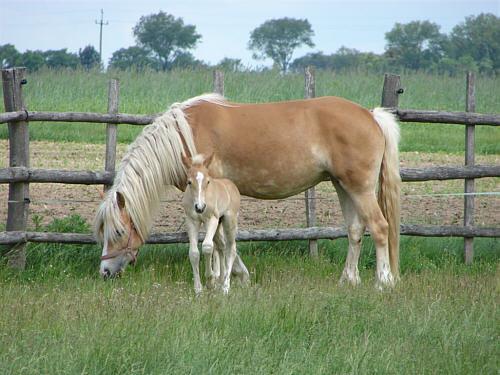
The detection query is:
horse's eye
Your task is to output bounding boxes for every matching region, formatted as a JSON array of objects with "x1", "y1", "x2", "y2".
[
  {"x1": 116, "y1": 230, "x2": 123, "y2": 237},
  {"x1": 187, "y1": 180, "x2": 192, "y2": 185},
  {"x1": 207, "y1": 180, "x2": 210, "y2": 185}
]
